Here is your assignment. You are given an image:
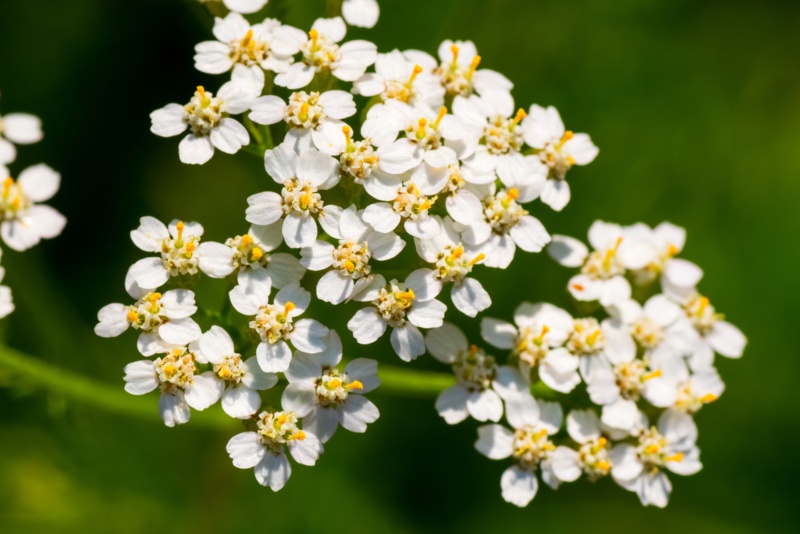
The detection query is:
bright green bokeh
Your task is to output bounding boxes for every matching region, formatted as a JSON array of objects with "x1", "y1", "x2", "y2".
[{"x1": 0, "y1": 0, "x2": 797, "y2": 532}]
